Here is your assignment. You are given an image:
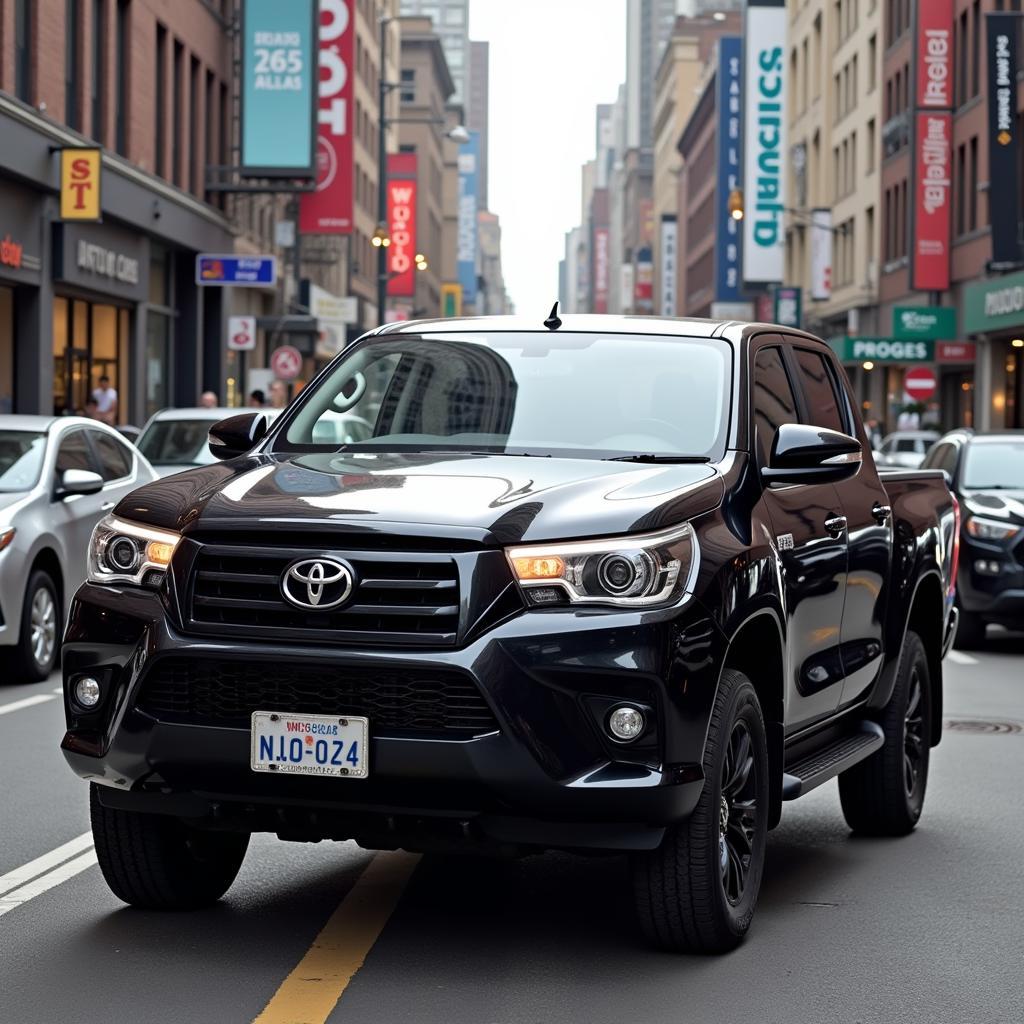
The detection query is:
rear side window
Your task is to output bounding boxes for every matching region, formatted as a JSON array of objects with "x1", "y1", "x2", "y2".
[
  {"x1": 90, "y1": 430, "x2": 132, "y2": 480},
  {"x1": 792, "y1": 348, "x2": 846, "y2": 433},
  {"x1": 923, "y1": 442, "x2": 958, "y2": 475},
  {"x1": 752, "y1": 346, "x2": 799, "y2": 463},
  {"x1": 55, "y1": 430, "x2": 95, "y2": 475}
]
